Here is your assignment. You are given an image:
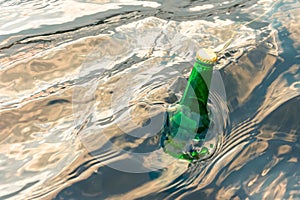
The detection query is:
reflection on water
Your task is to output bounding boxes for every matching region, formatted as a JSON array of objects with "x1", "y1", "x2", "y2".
[{"x1": 0, "y1": 0, "x2": 300, "y2": 199}]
